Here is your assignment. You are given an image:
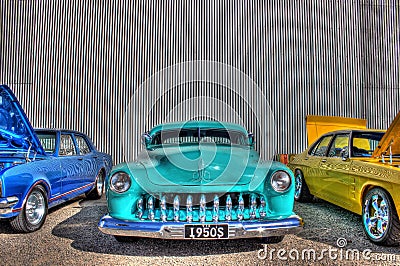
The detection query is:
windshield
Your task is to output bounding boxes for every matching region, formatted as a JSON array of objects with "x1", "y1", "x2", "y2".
[
  {"x1": 351, "y1": 132, "x2": 385, "y2": 157},
  {"x1": 151, "y1": 128, "x2": 249, "y2": 146}
]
